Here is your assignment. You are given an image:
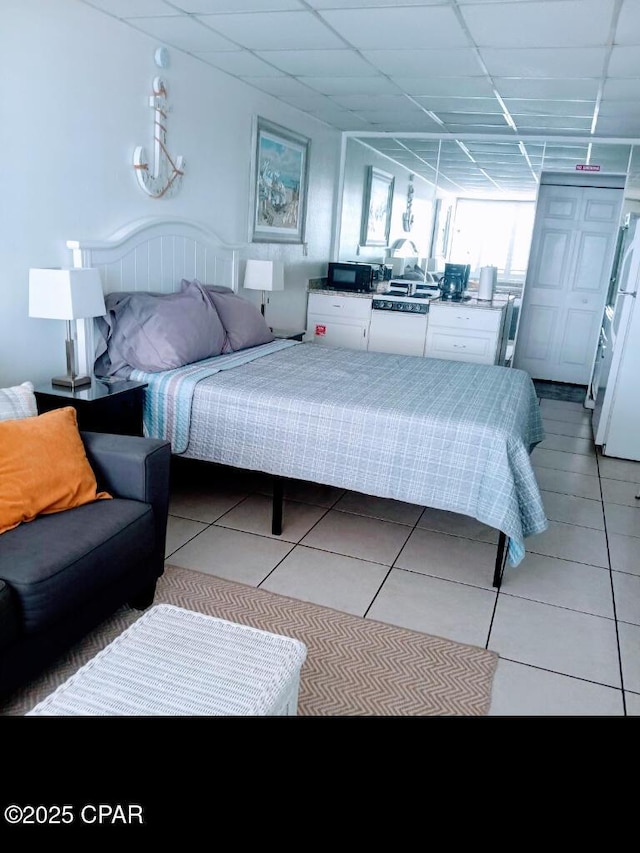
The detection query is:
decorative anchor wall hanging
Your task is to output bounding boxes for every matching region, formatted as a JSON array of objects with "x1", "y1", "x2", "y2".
[
  {"x1": 133, "y1": 76, "x2": 185, "y2": 198},
  {"x1": 402, "y1": 174, "x2": 415, "y2": 233}
]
